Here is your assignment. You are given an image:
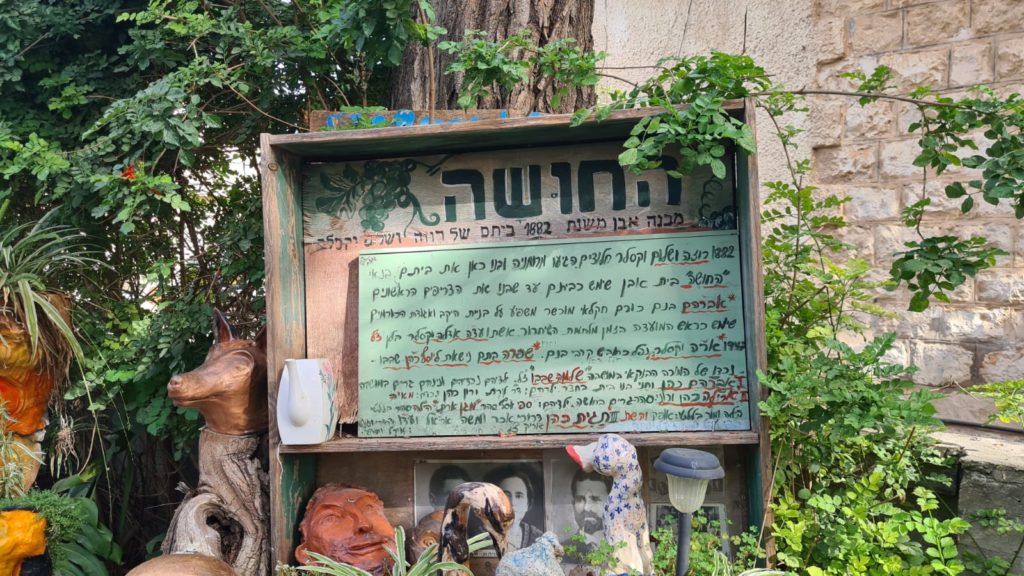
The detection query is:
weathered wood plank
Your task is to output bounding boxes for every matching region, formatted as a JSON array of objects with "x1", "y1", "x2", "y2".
[
  {"x1": 307, "y1": 109, "x2": 512, "y2": 131},
  {"x1": 737, "y1": 99, "x2": 776, "y2": 561},
  {"x1": 261, "y1": 134, "x2": 315, "y2": 568},
  {"x1": 272, "y1": 101, "x2": 747, "y2": 161},
  {"x1": 279, "y1": 431, "x2": 760, "y2": 453}
]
